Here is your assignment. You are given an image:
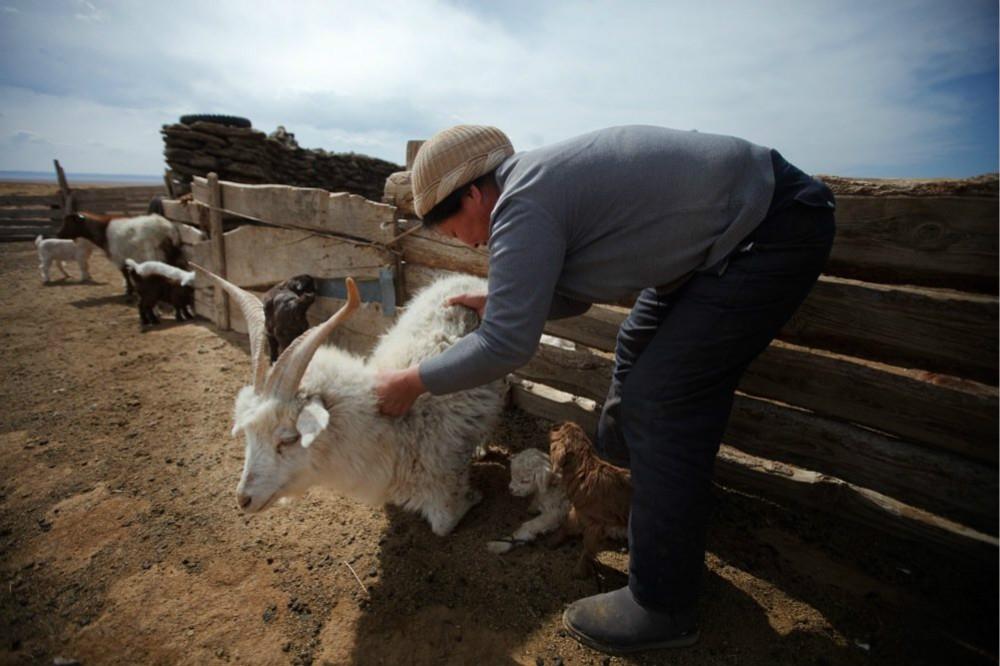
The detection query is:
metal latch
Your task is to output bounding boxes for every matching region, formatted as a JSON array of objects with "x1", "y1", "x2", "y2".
[{"x1": 314, "y1": 266, "x2": 396, "y2": 317}]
